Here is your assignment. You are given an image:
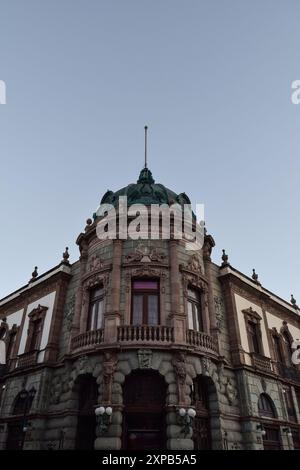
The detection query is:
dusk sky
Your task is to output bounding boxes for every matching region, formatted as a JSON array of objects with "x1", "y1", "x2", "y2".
[{"x1": 1, "y1": 0, "x2": 300, "y2": 303}]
